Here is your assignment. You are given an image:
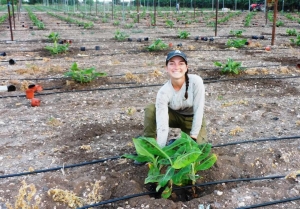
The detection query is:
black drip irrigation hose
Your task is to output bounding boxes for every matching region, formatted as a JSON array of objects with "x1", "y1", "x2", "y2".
[
  {"x1": 212, "y1": 135, "x2": 300, "y2": 148},
  {"x1": 0, "y1": 58, "x2": 44, "y2": 63},
  {"x1": 1, "y1": 74, "x2": 300, "y2": 99},
  {"x1": 236, "y1": 196, "x2": 300, "y2": 209},
  {"x1": 0, "y1": 62, "x2": 295, "y2": 82},
  {"x1": 0, "y1": 155, "x2": 121, "y2": 179}
]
